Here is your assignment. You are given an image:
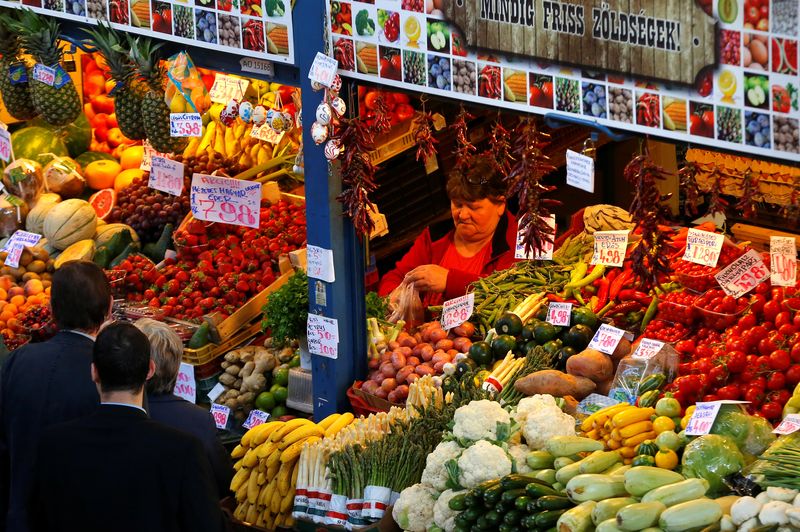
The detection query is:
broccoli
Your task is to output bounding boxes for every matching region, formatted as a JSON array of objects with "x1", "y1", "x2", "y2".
[
  {"x1": 265, "y1": 0, "x2": 284, "y2": 16},
  {"x1": 356, "y1": 9, "x2": 375, "y2": 36}
]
